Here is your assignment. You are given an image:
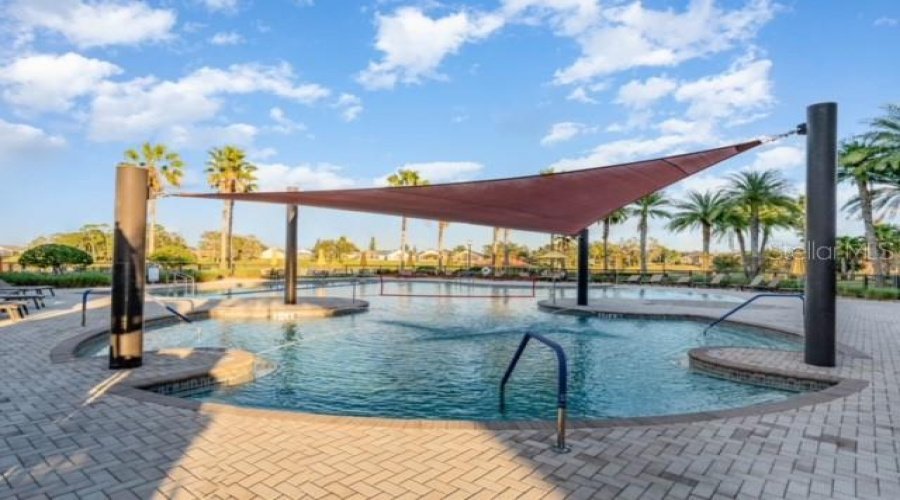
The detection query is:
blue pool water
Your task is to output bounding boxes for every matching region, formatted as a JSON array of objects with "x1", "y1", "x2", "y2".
[{"x1": 117, "y1": 283, "x2": 799, "y2": 421}]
